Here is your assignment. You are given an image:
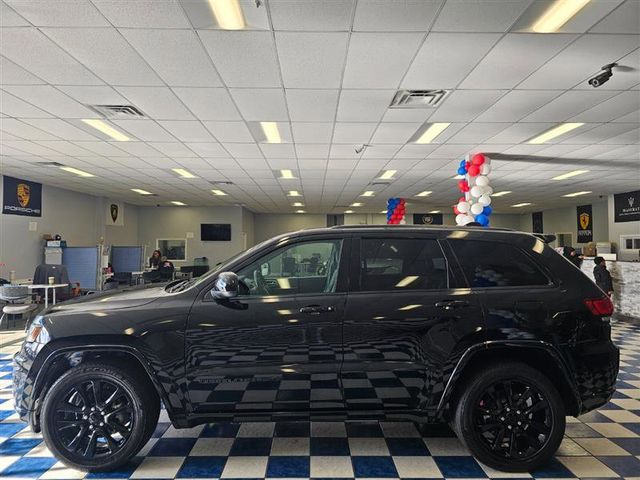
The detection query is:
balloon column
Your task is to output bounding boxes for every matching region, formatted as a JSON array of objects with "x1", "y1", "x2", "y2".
[
  {"x1": 386, "y1": 198, "x2": 406, "y2": 224},
  {"x1": 454, "y1": 153, "x2": 493, "y2": 227}
]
